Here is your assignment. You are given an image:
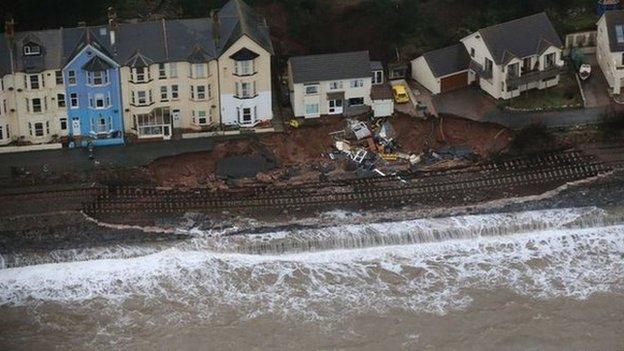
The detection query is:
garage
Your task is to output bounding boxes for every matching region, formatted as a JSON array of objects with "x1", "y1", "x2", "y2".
[
  {"x1": 411, "y1": 43, "x2": 471, "y2": 95},
  {"x1": 440, "y1": 71, "x2": 469, "y2": 93}
]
